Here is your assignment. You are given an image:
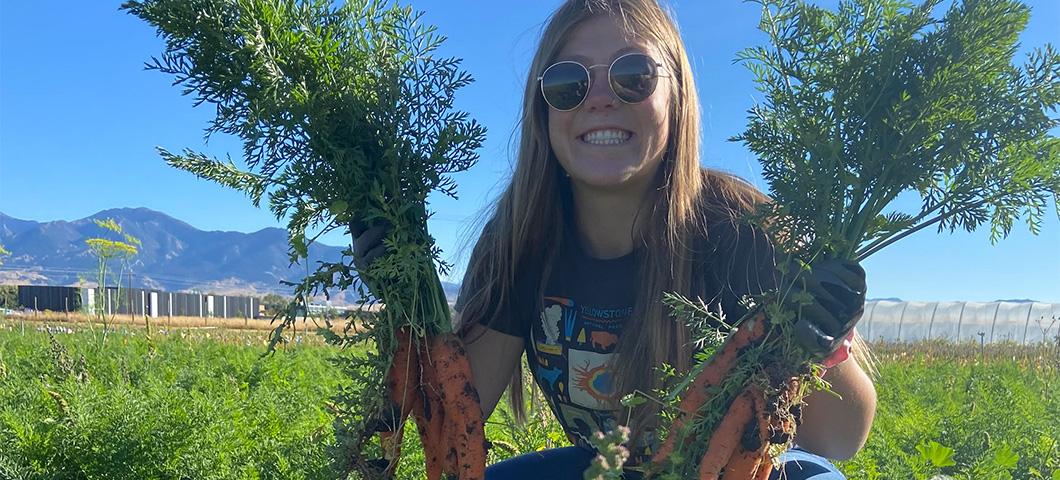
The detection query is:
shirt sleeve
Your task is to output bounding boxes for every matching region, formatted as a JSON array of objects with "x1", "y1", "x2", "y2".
[
  {"x1": 453, "y1": 238, "x2": 534, "y2": 338},
  {"x1": 702, "y1": 221, "x2": 781, "y2": 322}
]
